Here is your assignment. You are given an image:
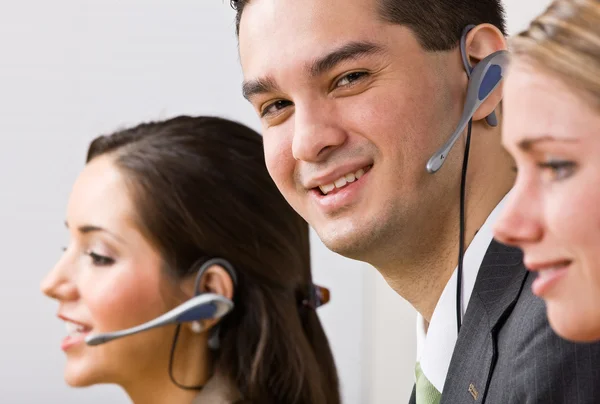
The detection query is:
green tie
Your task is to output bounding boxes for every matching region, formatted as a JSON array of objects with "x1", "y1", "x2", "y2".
[{"x1": 415, "y1": 362, "x2": 442, "y2": 404}]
